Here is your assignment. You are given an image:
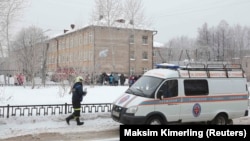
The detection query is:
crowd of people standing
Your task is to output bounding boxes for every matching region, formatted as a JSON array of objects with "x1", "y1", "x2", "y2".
[{"x1": 95, "y1": 72, "x2": 140, "y2": 87}]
